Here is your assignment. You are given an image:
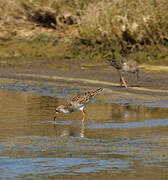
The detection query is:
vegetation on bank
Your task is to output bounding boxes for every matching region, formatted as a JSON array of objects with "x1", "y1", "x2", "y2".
[{"x1": 0, "y1": 0, "x2": 168, "y2": 64}]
